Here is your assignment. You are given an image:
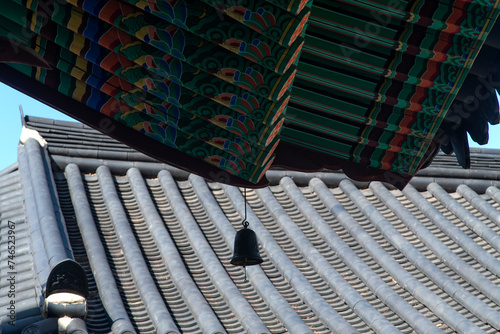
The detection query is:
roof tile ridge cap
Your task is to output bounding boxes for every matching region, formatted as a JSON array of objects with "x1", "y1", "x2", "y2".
[
  {"x1": 416, "y1": 167, "x2": 500, "y2": 180},
  {"x1": 20, "y1": 126, "x2": 47, "y2": 148},
  {"x1": 220, "y1": 182, "x2": 357, "y2": 334},
  {"x1": 469, "y1": 147, "x2": 500, "y2": 154},
  {"x1": 17, "y1": 144, "x2": 47, "y2": 304},
  {"x1": 427, "y1": 183, "x2": 500, "y2": 258},
  {"x1": 126, "y1": 168, "x2": 225, "y2": 334},
  {"x1": 428, "y1": 183, "x2": 500, "y2": 255},
  {"x1": 64, "y1": 164, "x2": 136, "y2": 334},
  {"x1": 40, "y1": 141, "x2": 73, "y2": 256},
  {"x1": 255, "y1": 184, "x2": 398, "y2": 334},
  {"x1": 370, "y1": 181, "x2": 500, "y2": 330},
  {"x1": 338, "y1": 179, "x2": 484, "y2": 334},
  {"x1": 284, "y1": 177, "x2": 438, "y2": 334},
  {"x1": 158, "y1": 170, "x2": 268, "y2": 334},
  {"x1": 26, "y1": 115, "x2": 84, "y2": 129},
  {"x1": 96, "y1": 166, "x2": 180, "y2": 334},
  {"x1": 405, "y1": 184, "x2": 500, "y2": 278},
  {"x1": 48, "y1": 146, "x2": 137, "y2": 161},
  {"x1": 23, "y1": 138, "x2": 73, "y2": 266},
  {"x1": 188, "y1": 174, "x2": 312, "y2": 334}
]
